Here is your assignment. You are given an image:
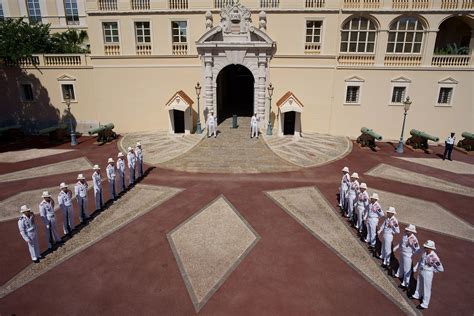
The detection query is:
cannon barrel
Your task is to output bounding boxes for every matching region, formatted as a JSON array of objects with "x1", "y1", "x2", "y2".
[
  {"x1": 88, "y1": 123, "x2": 114, "y2": 135},
  {"x1": 361, "y1": 127, "x2": 383, "y2": 141},
  {"x1": 38, "y1": 124, "x2": 67, "y2": 135},
  {"x1": 461, "y1": 132, "x2": 474, "y2": 140},
  {"x1": 409, "y1": 129, "x2": 439, "y2": 142}
]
